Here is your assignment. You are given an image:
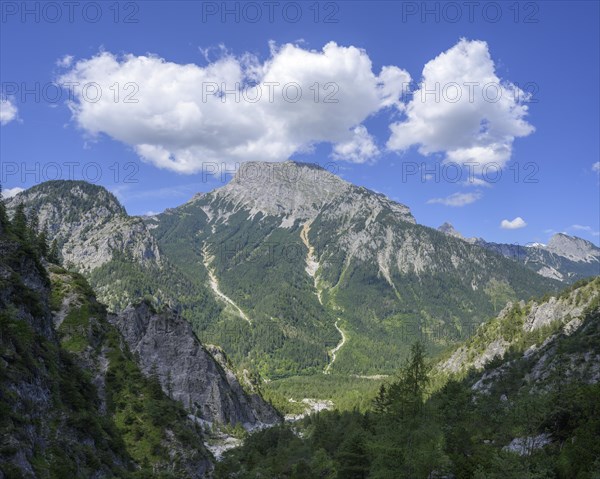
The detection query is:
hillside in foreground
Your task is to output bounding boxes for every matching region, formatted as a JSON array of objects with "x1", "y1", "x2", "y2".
[{"x1": 216, "y1": 277, "x2": 600, "y2": 478}]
